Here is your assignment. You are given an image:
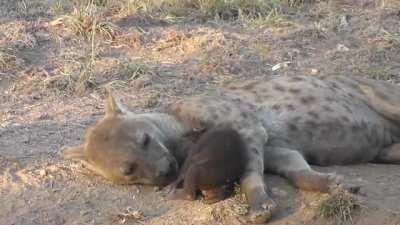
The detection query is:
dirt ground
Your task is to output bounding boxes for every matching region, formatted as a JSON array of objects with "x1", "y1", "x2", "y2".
[{"x1": 1, "y1": 0, "x2": 400, "y2": 224}]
